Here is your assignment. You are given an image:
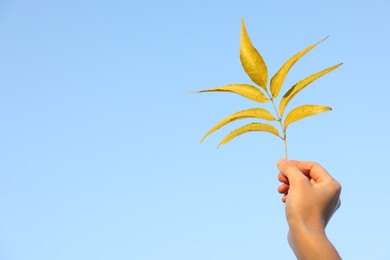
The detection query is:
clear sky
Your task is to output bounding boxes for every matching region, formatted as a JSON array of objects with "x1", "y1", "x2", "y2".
[{"x1": 0, "y1": 0, "x2": 389, "y2": 259}]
